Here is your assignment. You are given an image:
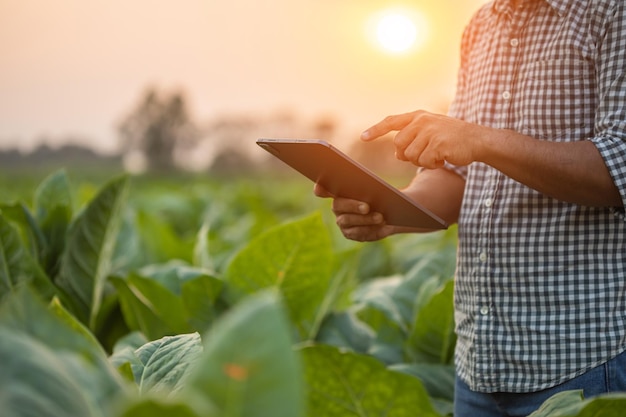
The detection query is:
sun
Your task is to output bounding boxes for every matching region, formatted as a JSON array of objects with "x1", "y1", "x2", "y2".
[{"x1": 374, "y1": 9, "x2": 428, "y2": 54}]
